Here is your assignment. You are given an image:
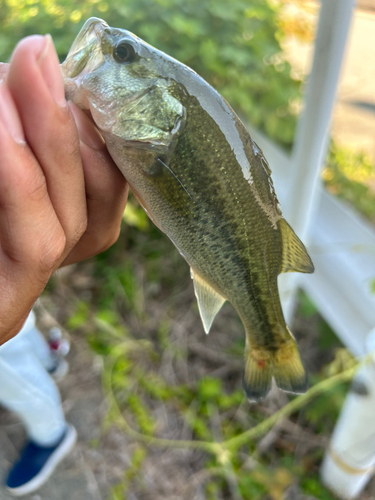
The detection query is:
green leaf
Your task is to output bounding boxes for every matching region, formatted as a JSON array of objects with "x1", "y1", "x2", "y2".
[{"x1": 198, "y1": 377, "x2": 223, "y2": 400}]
